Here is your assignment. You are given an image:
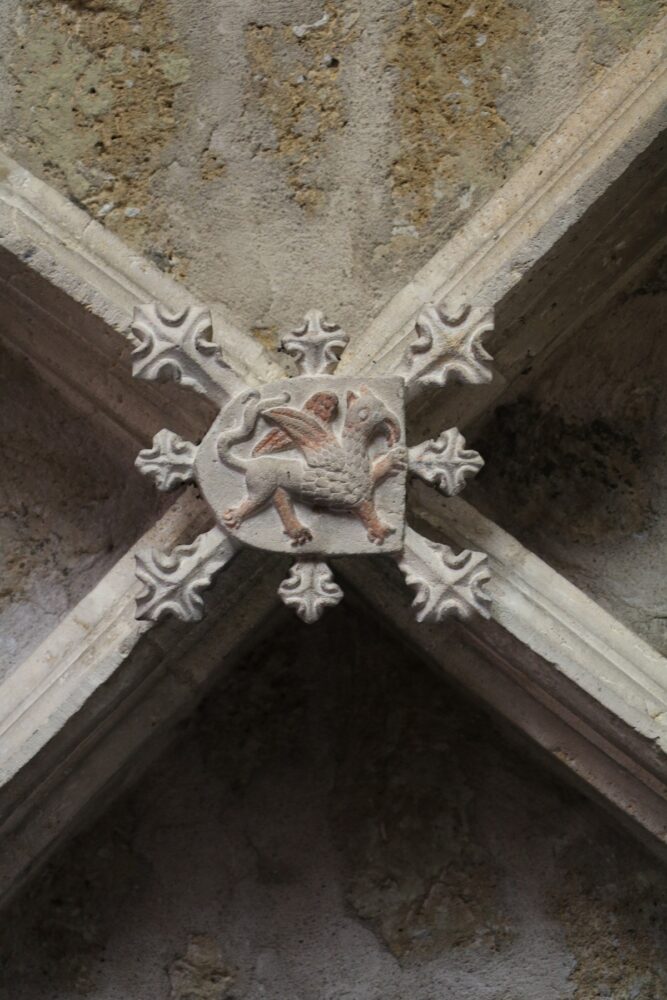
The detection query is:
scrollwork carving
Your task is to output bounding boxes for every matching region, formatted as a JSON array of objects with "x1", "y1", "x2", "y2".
[
  {"x1": 135, "y1": 526, "x2": 237, "y2": 622},
  {"x1": 396, "y1": 527, "x2": 491, "y2": 622},
  {"x1": 277, "y1": 559, "x2": 343, "y2": 623},
  {"x1": 135, "y1": 429, "x2": 197, "y2": 491},
  {"x1": 409, "y1": 428, "x2": 483, "y2": 496},
  {"x1": 403, "y1": 302, "x2": 493, "y2": 389}
]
